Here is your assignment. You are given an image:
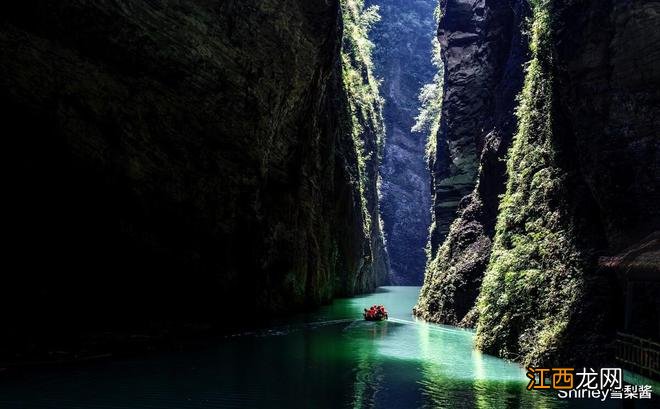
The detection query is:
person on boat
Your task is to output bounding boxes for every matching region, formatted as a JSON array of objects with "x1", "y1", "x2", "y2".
[
  {"x1": 364, "y1": 304, "x2": 388, "y2": 320},
  {"x1": 378, "y1": 305, "x2": 388, "y2": 318}
]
